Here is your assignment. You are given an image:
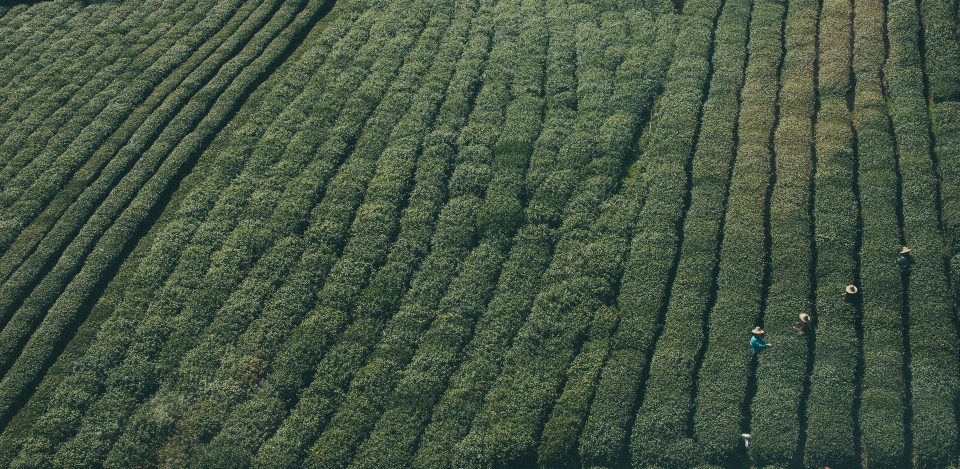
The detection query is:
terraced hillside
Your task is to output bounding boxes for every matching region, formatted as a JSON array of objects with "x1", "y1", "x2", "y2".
[{"x1": 0, "y1": 0, "x2": 959, "y2": 467}]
